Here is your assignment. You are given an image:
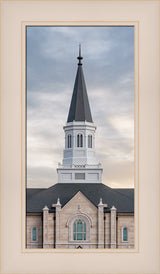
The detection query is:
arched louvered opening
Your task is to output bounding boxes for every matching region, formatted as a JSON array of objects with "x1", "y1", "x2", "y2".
[
  {"x1": 77, "y1": 134, "x2": 83, "y2": 147},
  {"x1": 88, "y1": 135, "x2": 92, "y2": 148}
]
